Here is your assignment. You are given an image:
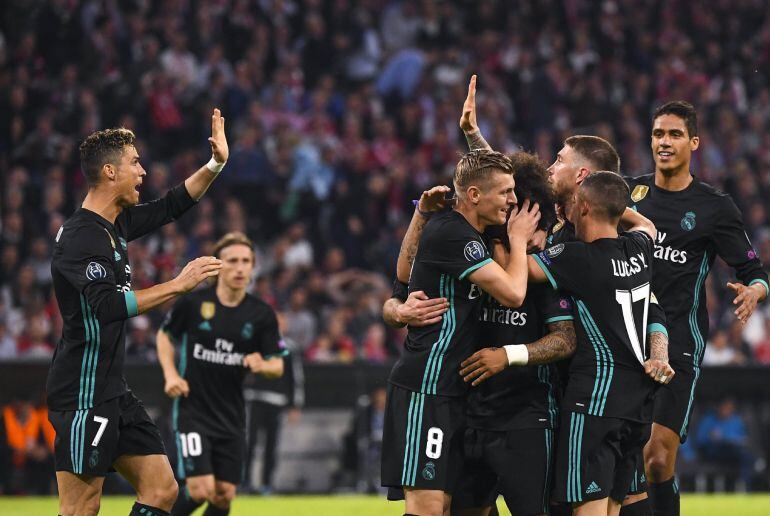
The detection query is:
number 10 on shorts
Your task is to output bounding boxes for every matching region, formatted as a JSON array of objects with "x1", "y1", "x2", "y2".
[
  {"x1": 179, "y1": 432, "x2": 202, "y2": 457},
  {"x1": 426, "y1": 427, "x2": 443, "y2": 459}
]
